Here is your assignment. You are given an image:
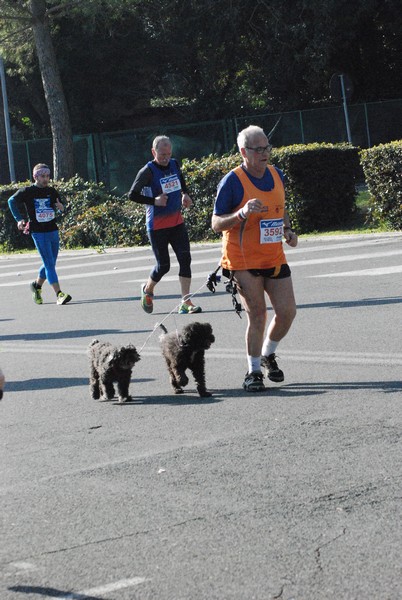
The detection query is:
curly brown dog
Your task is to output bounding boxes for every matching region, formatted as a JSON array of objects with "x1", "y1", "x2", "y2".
[
  {"x1": 88, "y1": 339, "x2": 140, "y2": 403},
  {"x1": 159, "y1": 322, "x2": 215, "y2": 397}
]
